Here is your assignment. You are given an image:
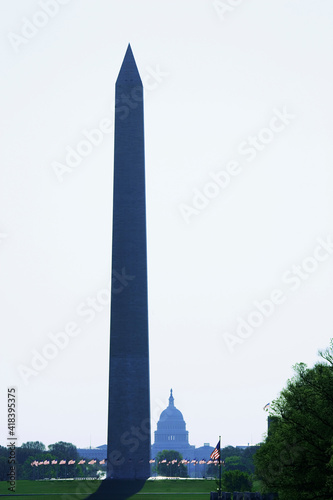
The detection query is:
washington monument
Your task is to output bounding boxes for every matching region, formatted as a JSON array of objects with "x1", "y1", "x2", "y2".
[{"x1": 107, "y1": 45, "x2": 151, "y2": 480}]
